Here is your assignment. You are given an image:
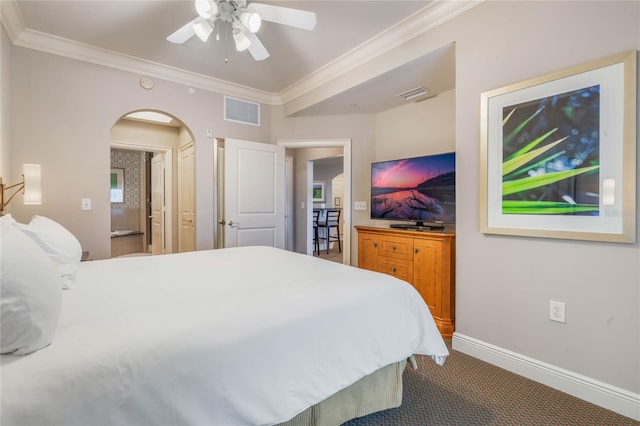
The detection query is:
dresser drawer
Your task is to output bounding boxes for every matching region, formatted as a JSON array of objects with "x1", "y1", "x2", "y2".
[
  {"x1": 378, "y1": 236, "x2": 413, "y2": 260},
  {"x1": 377, "y1": 256, "x2": 413, "y2": 282}
]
